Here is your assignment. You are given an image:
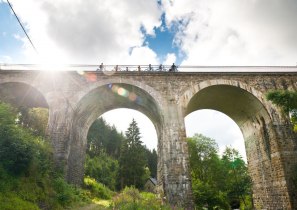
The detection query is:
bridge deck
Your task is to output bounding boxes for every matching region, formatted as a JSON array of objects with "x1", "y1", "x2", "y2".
[{"x1": 1, "y1": 64, "x2": 297, "y2": 73}]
